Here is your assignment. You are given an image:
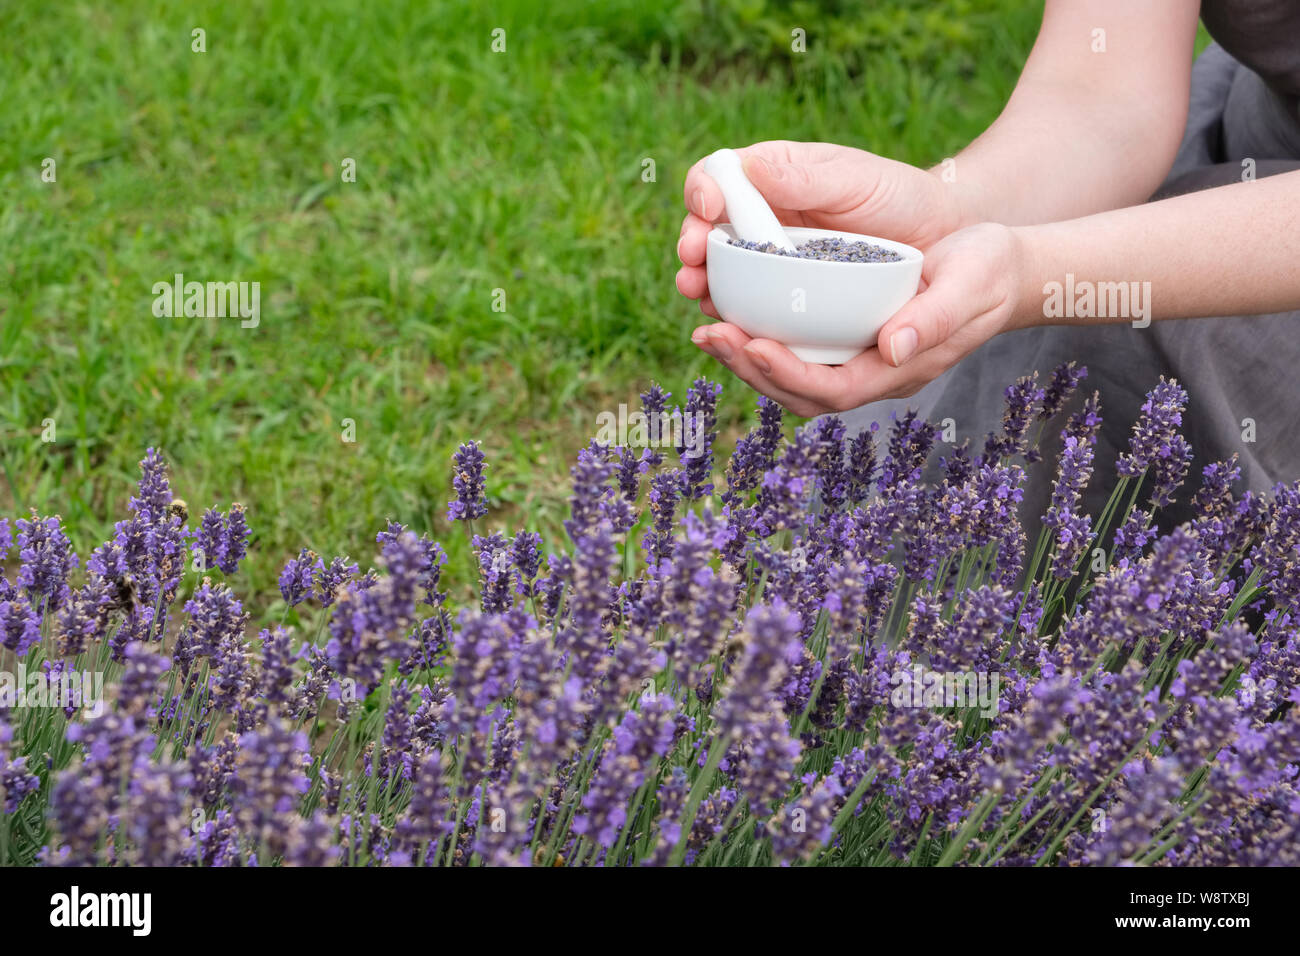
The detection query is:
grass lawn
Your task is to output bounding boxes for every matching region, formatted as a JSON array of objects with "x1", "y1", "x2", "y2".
[{"x1": 0, "y1": 0, "x2": 1043, "y2": 621}]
